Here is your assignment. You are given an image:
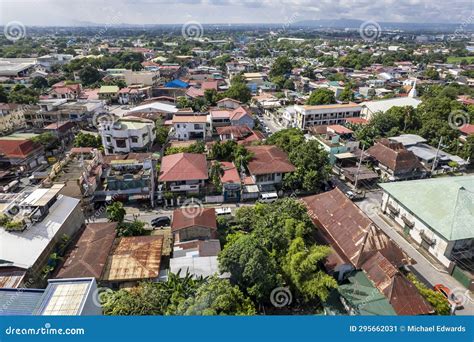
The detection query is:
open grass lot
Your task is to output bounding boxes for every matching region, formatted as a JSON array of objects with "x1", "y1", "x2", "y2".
[{"x1": 447, "y1": 55, "x2": 474, "y2": 63}]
